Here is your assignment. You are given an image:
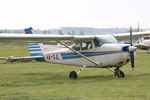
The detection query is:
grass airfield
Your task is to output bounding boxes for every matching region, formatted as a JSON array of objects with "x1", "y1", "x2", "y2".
[{"x1": 0, "y1": 45, "x2": 150, "y2": 100}]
